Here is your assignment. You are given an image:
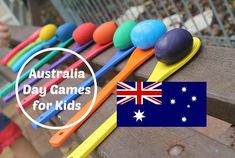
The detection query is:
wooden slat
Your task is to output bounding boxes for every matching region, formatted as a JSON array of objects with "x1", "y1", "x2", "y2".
[
  {"x1": 9, "y1": 25, "x2": 39, "y2": 45},
  {"x1": 193, "y1": 116, "x2": 231, "y2": 140}
]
